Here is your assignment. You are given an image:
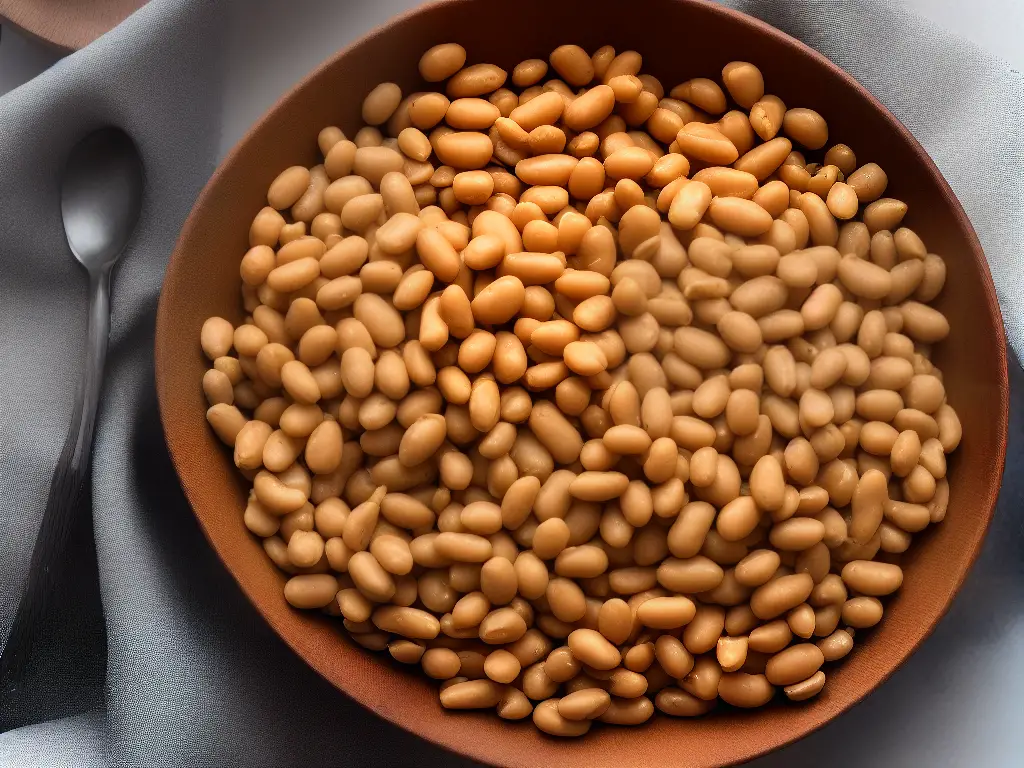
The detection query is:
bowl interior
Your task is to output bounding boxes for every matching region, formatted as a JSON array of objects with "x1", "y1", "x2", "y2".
[{"x1": 155, "y1": 0, "x2": 1008, "y2": 765}]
